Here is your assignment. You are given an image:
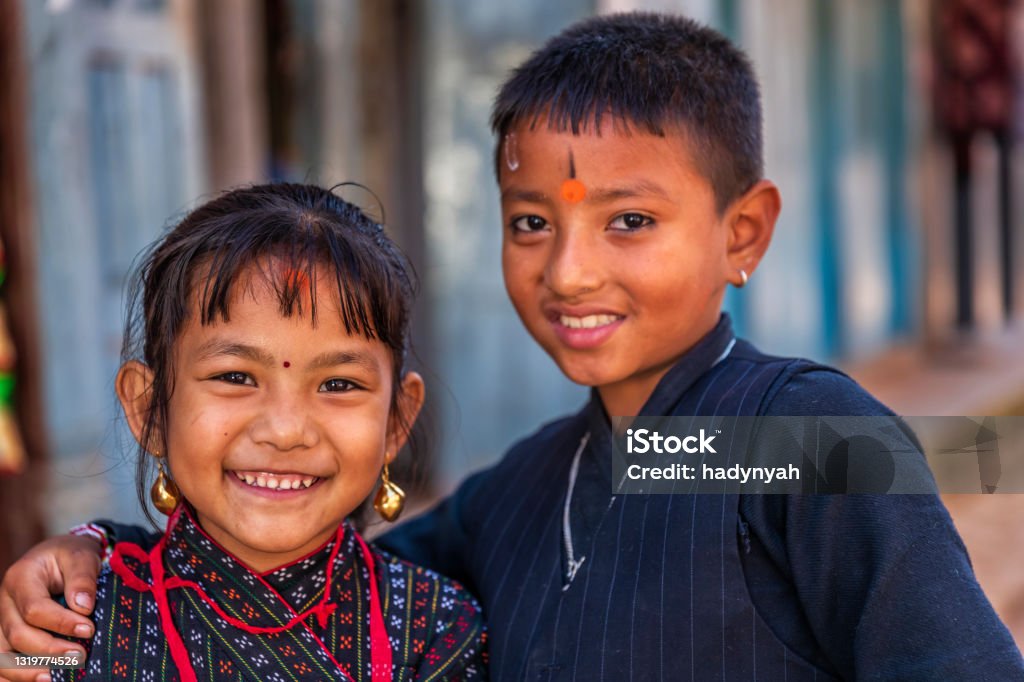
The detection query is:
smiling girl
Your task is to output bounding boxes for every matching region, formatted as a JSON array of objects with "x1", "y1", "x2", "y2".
[{"x1": 52, "y1": 183, "x2": 485, "y2": 681}]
